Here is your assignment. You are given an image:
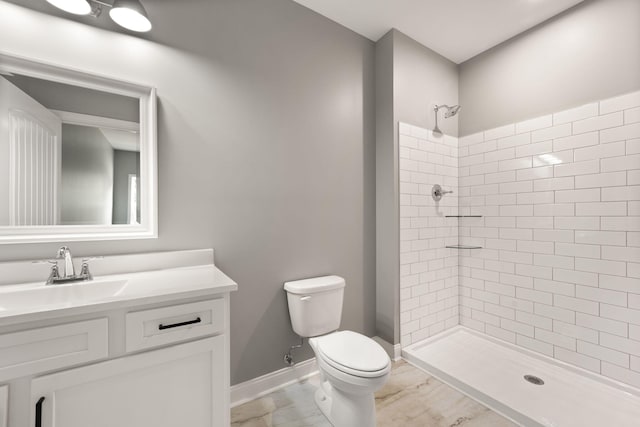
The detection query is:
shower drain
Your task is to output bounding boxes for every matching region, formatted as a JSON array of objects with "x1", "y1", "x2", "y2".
[{"x1": 524, "y1": 374, "x2": 545, "y2": 385}]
